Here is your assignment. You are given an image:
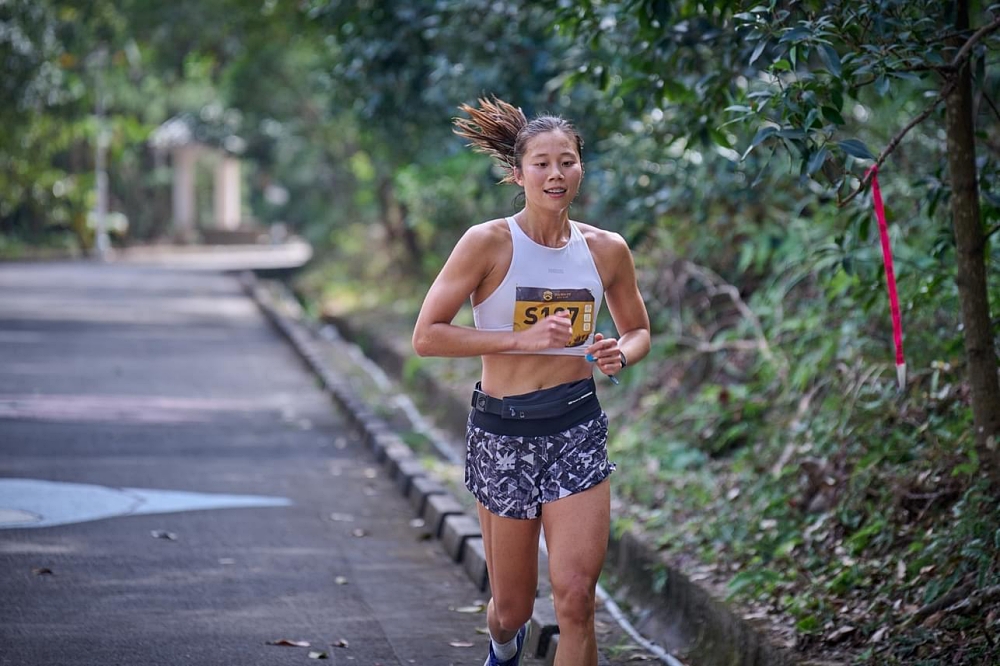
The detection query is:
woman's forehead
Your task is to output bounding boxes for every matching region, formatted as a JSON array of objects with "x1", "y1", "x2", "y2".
[{"x1": 524, "y1": 130, "x2": 578, "y2": 156}]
